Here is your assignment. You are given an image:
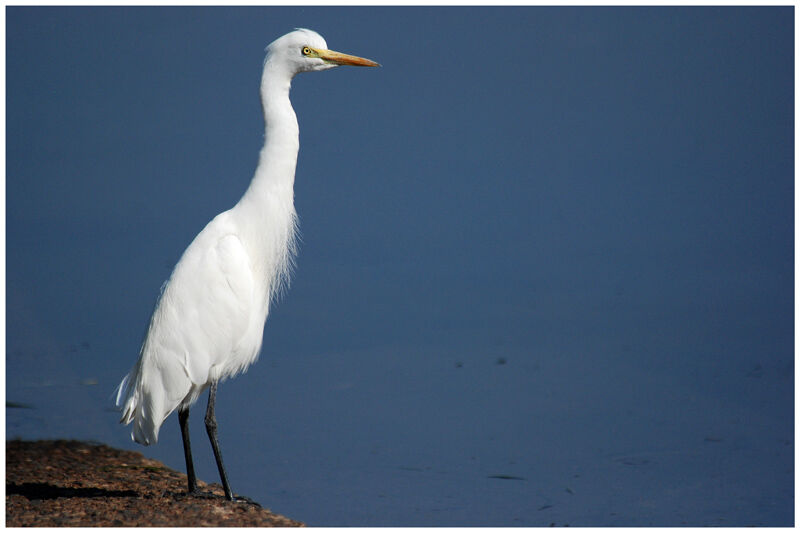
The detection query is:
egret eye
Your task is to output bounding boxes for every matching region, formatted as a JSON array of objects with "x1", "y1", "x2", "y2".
[{"x1": 301, "y1": 47, "x2": 312, "y2": 56}]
